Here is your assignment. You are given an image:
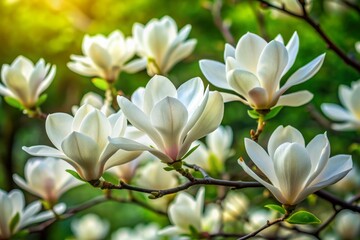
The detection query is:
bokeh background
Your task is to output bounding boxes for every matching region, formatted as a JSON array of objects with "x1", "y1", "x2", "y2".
[{"x1": 0, "y1": 0, "x2": 359, "y2": 239}]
